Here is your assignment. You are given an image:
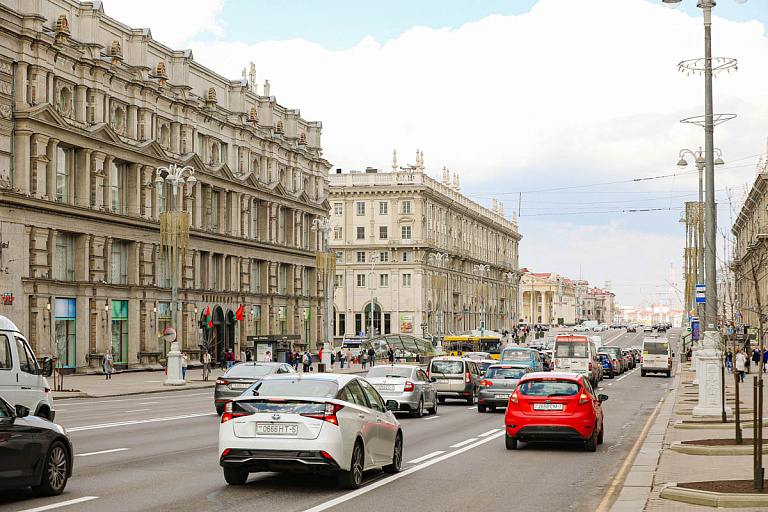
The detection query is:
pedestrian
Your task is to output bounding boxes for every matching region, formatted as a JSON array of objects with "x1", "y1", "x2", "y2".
[
  {"x1": 394, "y1": 347, "x2": 402, "y2": 363},
  {"x1": 763, "y1": 348, "x2": 768, "y2": 373},
  {"x1": 302, "y1": 351, "x2": 310, "y2": 372},
  {"x1": 240, "y1": 349, "x2": 246, "y2": 364},
  {"x1": 307, "y1": 351, "x2": 313, "y2": 371},
  {"x1": 203, "y1": 350, "x2": 211, "y2": 380},
  {"x1": 227, "y1": 349, "x2": 235, "y2": 369},
  {"x1": 725, "y1": 349, "x2": 733, "y2": 373},
  {"x1": 338, "y1": 349, "x2": 344, "y2": 369},
  {"x1": 293, "y1": 350, "x2": 300, "y2": 370},
  {"x1": 286, "y1": 350, "x2": 293, "y2": 366},
  {"x1": 103, "y1": 349, "x2": 114, "y2": 380},
  {"x1": 181, "y1": 351, "x2": 188, "y2": 380},
  {"x1": 346, "y1": 348, "x2": 353, "y2": 367},
  {"x1": 753, "y1": 349, "x2": 761, "y2": 373},
  {"x1": 264, "y1": 350, "x2": 271, "y2": 362},
  {"x1": 735, "y1": 348, "x2": 747, "y2": 383},
  {"x1": 246, "y1": 349, "x2": 252, "y2": 362},
  {"x1": 361, "y1": 350, "x2": 368, "y2": 369},
  {"x1": 368, "y1": 347, "x2": 376, "y2": 367},
  {"x1": 387, "y1": 346, "x2": 394, "y2": 364},
  {"x1": 331, "y1": 351, "x2": 335, "y2": 370}
]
